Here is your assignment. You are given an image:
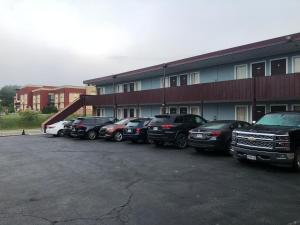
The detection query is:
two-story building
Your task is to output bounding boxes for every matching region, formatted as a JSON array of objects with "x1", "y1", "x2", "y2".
[{"x1": 82, "y1": 32, "x2": 300, "y2": 123}]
